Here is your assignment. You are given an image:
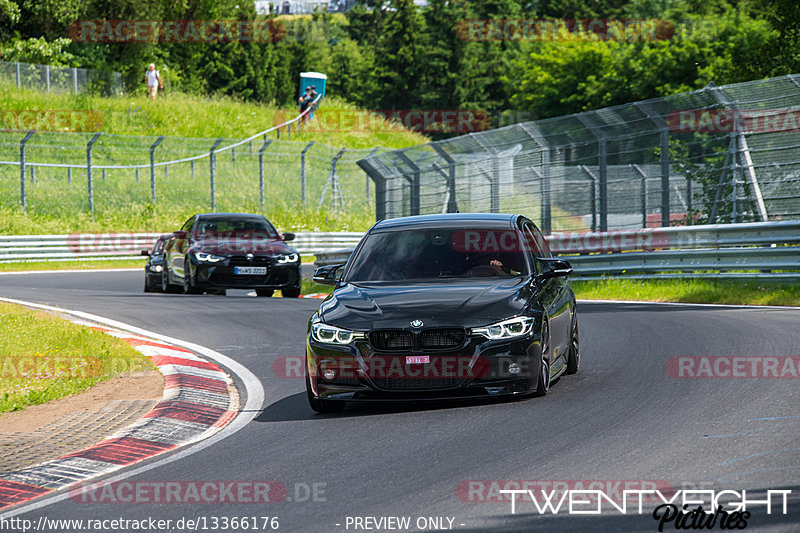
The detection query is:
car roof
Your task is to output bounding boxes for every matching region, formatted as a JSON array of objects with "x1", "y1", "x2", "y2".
[
  {"x1": 194, "y1": 212, "x2": 266, "y2": 220},
  {"x1": 371, "y1": 213, "x2": 523, "y2": 232}
]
